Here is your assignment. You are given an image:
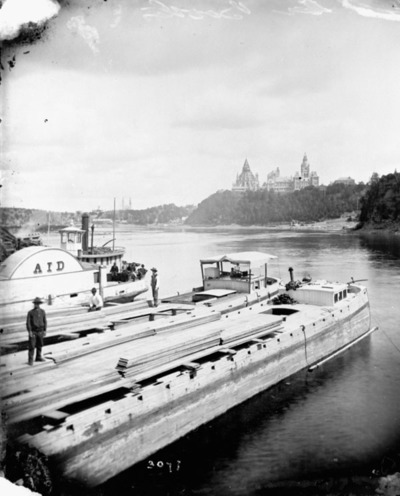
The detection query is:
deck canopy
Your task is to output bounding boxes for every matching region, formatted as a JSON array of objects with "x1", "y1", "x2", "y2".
[{"x1": 200, "y1": 251, "x2": 277, "y2": 267}]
